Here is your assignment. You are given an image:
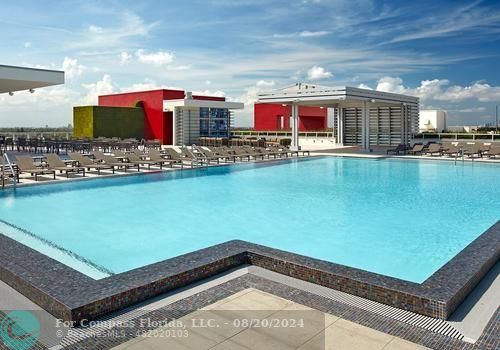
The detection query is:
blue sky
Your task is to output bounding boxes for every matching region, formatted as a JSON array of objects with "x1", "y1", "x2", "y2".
[{"x1": 1, "y1": 0, "x2": 500, "y2": 126}]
